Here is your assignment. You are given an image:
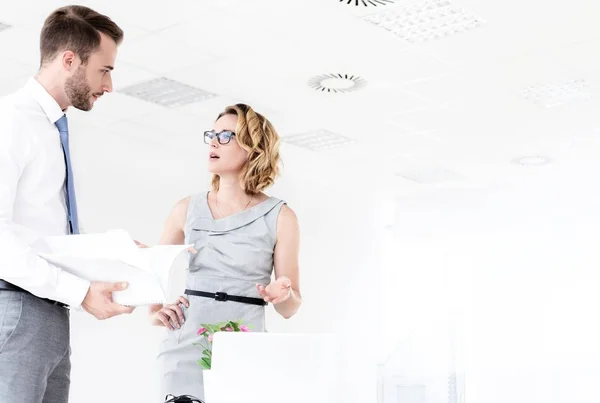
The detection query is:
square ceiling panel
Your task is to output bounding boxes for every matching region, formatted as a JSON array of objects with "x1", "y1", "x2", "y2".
[
  {"x1": 522, "y1": 79, "x2": 592, "y2": 108},
  {"x1": 406, "y1": 1, "x2": 599, "y2": 66},
  {"x1": 283, "y1": 129, "x2": 356, "y2": 151},
  {"x1": 361, "y1": 0, "x2": 484, "y2": 43},
  {"x1": 118, "y1": 77, "x2": 217, "y2": 108}
]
